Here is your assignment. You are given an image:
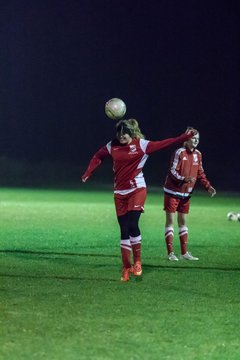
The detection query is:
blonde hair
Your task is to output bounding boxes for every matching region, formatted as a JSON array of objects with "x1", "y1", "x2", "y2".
[
  {"x1": 183, "y1": 127, "x2": 199, "y2": 147},
  {"x1": 116, "y1": 119, "x2": 145, "y2": 139}
]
